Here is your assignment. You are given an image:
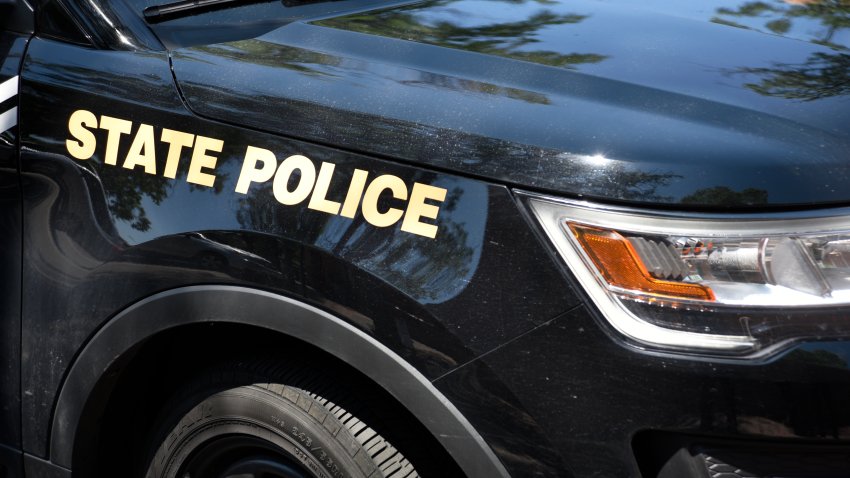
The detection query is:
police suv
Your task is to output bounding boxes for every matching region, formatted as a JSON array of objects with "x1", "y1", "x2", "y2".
[{"x1": 1, "y1": 0, "x2": 850, "y2": 477}]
